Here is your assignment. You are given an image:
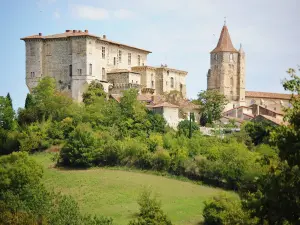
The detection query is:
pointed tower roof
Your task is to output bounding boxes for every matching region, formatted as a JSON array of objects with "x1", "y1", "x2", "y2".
[{"x1": 211, "y1": 25, "x2": 238, "y2": 53}]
